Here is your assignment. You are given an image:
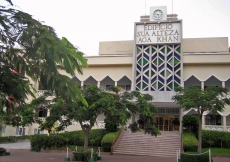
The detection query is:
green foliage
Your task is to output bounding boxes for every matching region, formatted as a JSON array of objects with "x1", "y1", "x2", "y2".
[
  {"x1": 173, "y1": 86, "x2": 230, "y2": 113},
  {"x1": 0, "y1": 0, "x2": 88, "y2": 127},
  {"x1": 202, "y1": 130, "x2": 230, "y2": 148},
  {"x1": 181, "y1": 151, "x2": 210, "y2": 162},
  {"x1": 202, "y1": 147, "x2": 230, "y2": 155},
  {"x1": 182, "y1": 115, "x2": 198, "y2": 136},
  {"x1": 30, "y1": 129, "x2": 106, "y2": 152},
  {"x1": 183, "y1": 132, "x2": 198, "y2": 152},
  {"x1": 104, "y1": 122, "x2": 118, "y2": 133},
  {"x1": 72, "y1": 151, "x2": 98, "y2": 161},
  {"x1": 173, "y1": 85, "x2": 230, "y2": 153},
  {"x1": 0, "y1": 147, "x2": 6, "y2": 156},
  {"x1": 101, "y1": 131, "x2": 119, "y2": 152},
  {"x1": 0, "y1": 135, "x2": 30, "y2": 143},
  {"x1": 129, "y1": 123, "x2": 139, "y2": 133},
  {"x1": 103, "y1": 88, "x2": 158, "y2": 135},
  {"x1": 144, "y1": 123, "x2": 160, "y2": 137},
  {"x1": 72, "y1": 151, "x2": 89, "y2": 161}
]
